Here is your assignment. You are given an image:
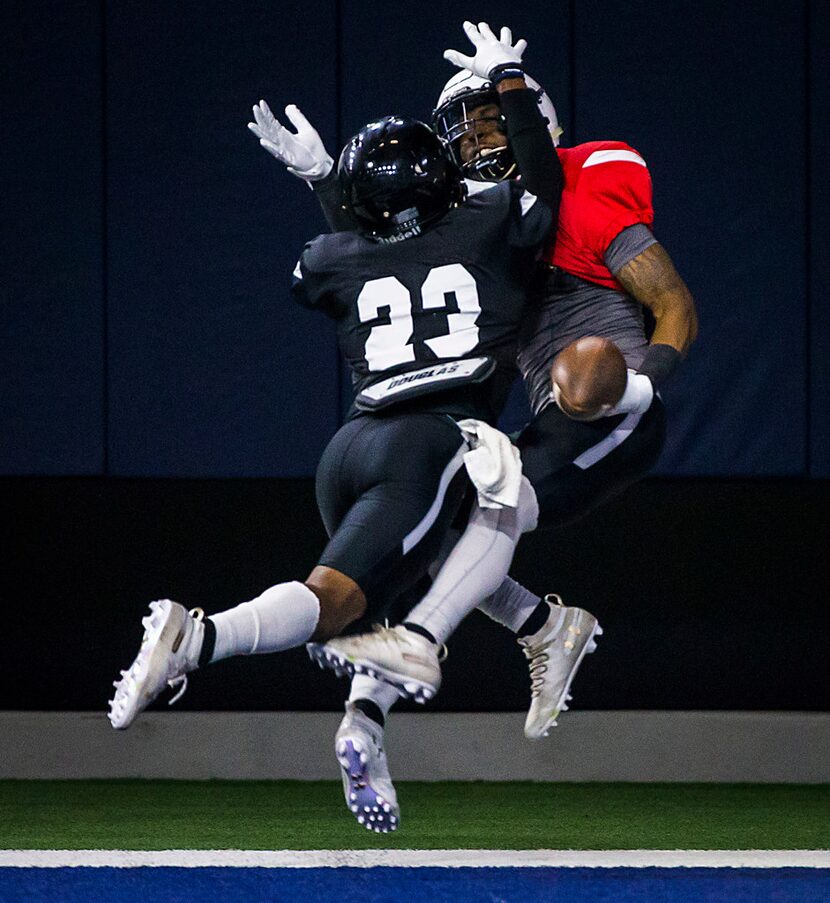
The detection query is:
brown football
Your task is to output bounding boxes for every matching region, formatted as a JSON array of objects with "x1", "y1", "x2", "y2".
[{"x1": 550, "y1": 336, "x2": 627, "y2": 419}]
